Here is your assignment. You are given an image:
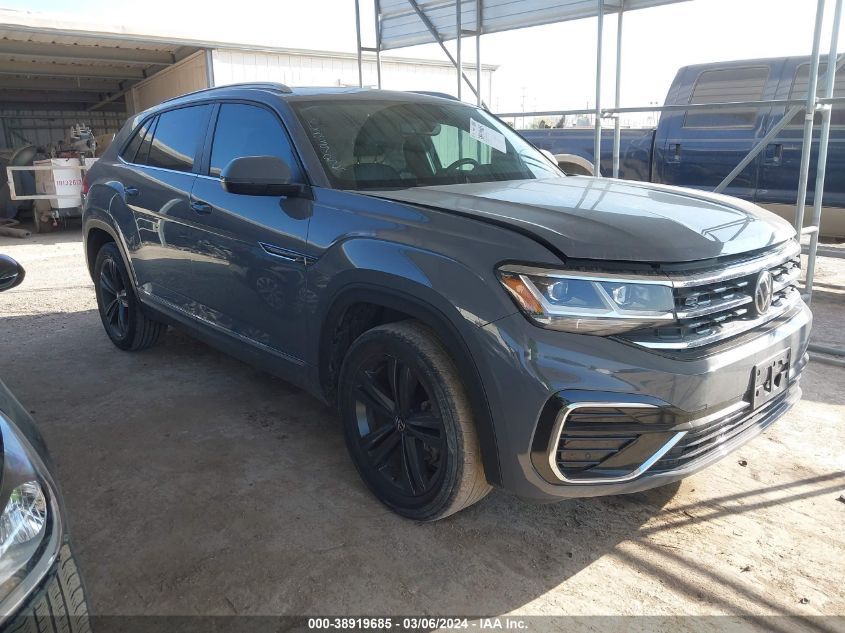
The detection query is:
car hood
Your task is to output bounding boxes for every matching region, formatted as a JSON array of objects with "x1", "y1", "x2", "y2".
[{"x1": 368, "y1": 177, "x2": 795, "y2": 263}]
